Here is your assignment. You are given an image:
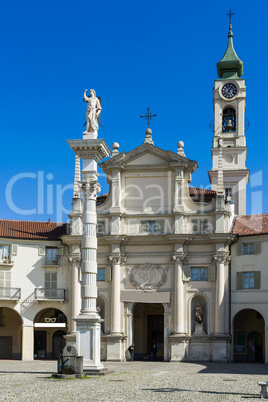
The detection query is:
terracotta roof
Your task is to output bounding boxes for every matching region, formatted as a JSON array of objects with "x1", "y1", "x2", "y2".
[
  {"x1": 232, "y1": 214, "x2": 268, "y2": 236},
  {"x1": 0, "y1": 220, "x2": 68, "y2": 240},
  {"x1": 189, "y1": 187, "x2": 216, "y2": 203}
]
